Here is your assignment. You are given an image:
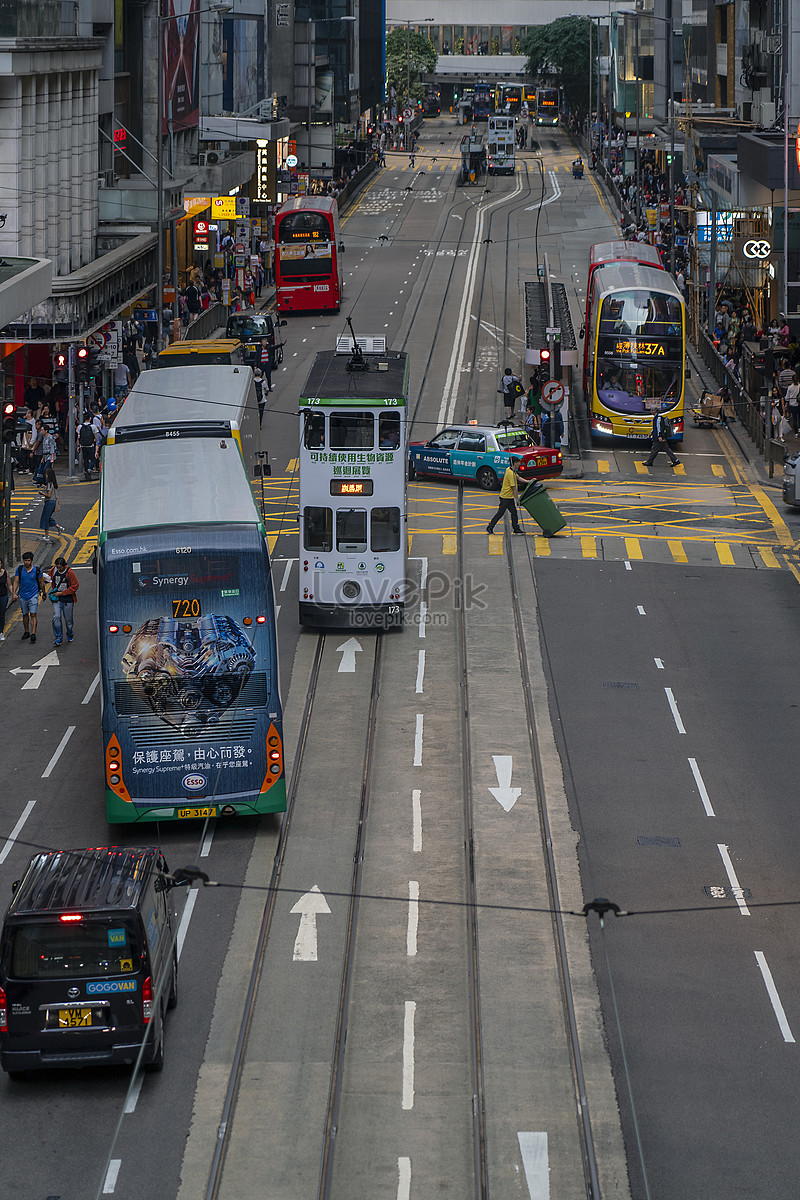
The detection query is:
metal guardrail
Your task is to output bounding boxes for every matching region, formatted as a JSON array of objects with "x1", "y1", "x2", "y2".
[{"x1": 697, "y1": 330, "x2": 766, "y2": 452}]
